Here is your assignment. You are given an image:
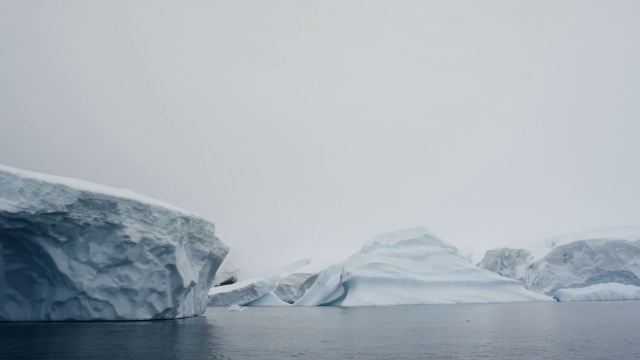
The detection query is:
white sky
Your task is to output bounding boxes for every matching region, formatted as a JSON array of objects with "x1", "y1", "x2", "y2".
[{"x1": 2, "y1": 1, "x2": 639, "y2": 277}]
